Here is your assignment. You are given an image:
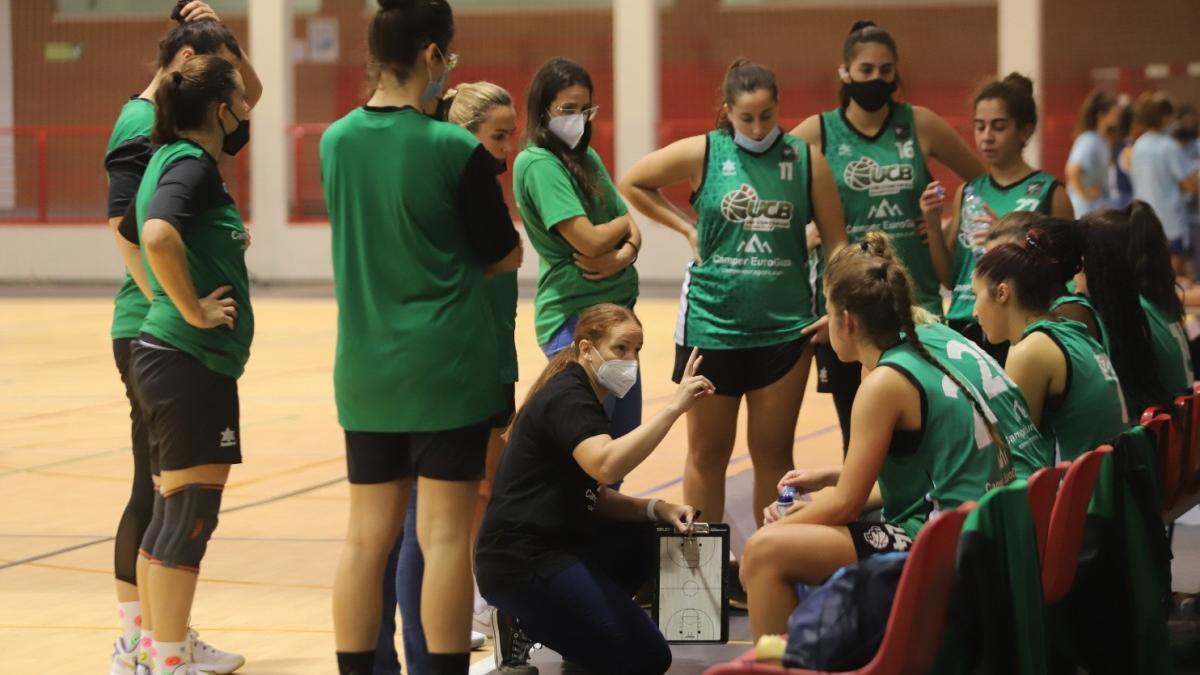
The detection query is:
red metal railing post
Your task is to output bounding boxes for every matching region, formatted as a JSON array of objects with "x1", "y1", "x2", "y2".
[{"x1": 36, "y1": 128, "x2": 49, "y2": 223}]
